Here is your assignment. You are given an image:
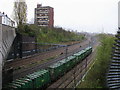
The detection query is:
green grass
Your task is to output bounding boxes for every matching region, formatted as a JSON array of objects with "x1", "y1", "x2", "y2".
[
  {"x1": 17, "y1": 24, "x2": 85, "y2": 44},
  {"x1": 77, "y1": 34, "x2": 115, "y2": 88}
]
